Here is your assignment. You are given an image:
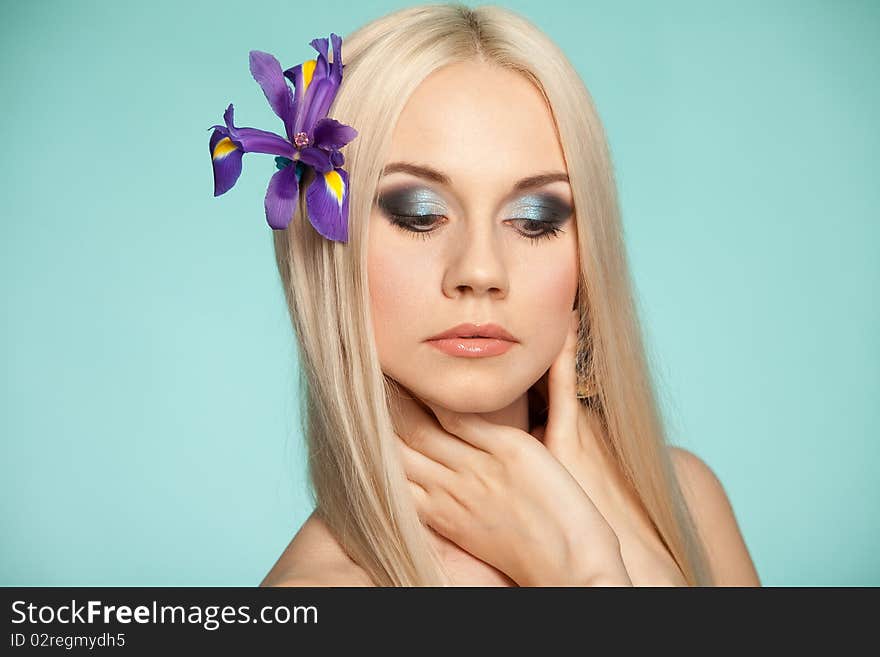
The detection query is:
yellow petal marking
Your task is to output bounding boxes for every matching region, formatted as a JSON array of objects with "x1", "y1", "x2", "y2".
[
  {"x1": 212, "y1": 136, "x2": 238, "y2": 160},
  {"x1": 302, "y1": 59, "x2": 317, "y2": 92},
  {"x1": 324, "y1": 170, "x2": 344, "y2": 206}
]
